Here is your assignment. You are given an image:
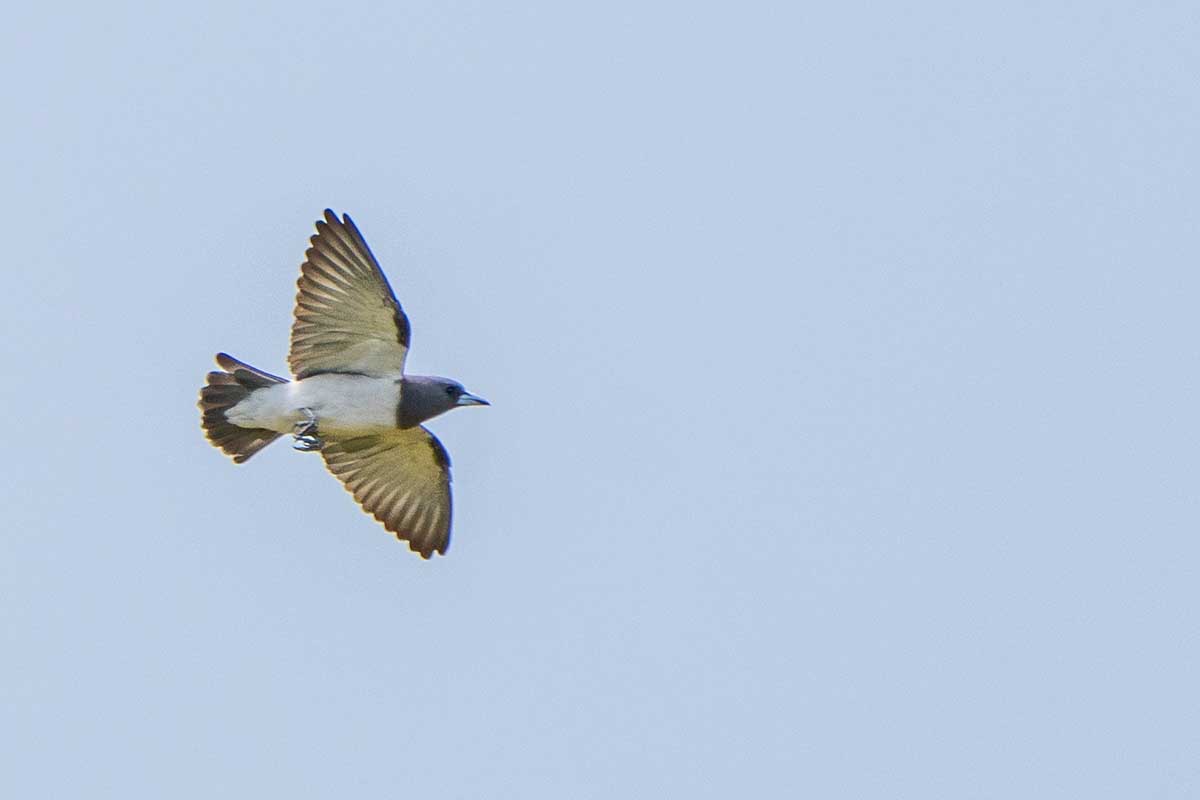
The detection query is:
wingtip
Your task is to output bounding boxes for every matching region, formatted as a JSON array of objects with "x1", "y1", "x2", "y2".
[
  {"x1": 317, "y1": 208, "x2": 358, "y2": 233},
  {"x1": 400, "y1": 532, "x2": 448, "y2": 560},
  {"x1": 409, "y1": 537, "x2": 443, "y2": 560}
]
